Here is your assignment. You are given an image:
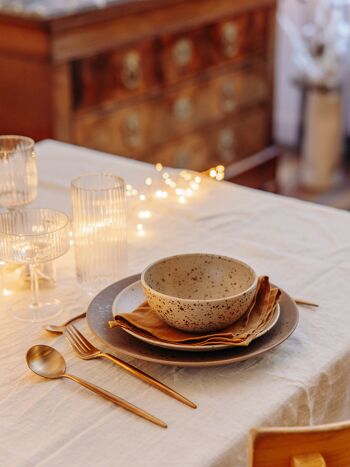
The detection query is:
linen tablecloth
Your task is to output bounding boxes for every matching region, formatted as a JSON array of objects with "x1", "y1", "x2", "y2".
[{"x1": 1, "y1": 140, "x2": 350, "y2": 467}]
